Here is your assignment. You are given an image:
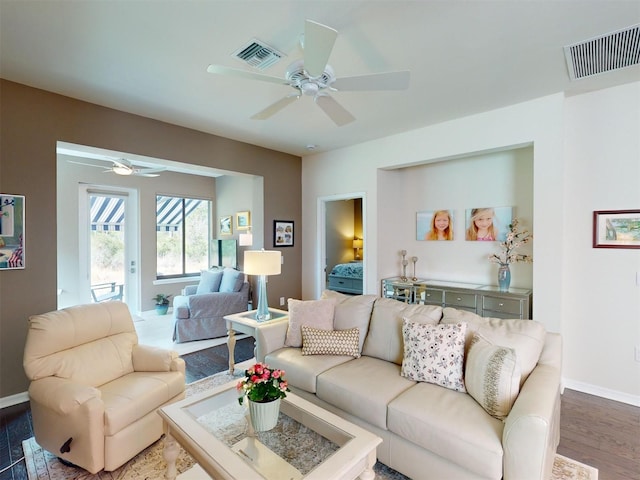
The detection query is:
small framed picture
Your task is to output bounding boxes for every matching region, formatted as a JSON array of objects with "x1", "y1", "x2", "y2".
[
  {"x1": 274, "y1": 220, "x2": 294, "y2": 247},
  {"x1": 219, "y1": 215, "x2": 232, "y2": 235},
  {"x1": 236, "y1": 211, "x2": 251, "y2": 230},
  {"x1": 0, "y1": 194, "x2": 25, "y2": 270},
  {"x1": 593, "y1": 210, "x2": 640, "y2": 249}
]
